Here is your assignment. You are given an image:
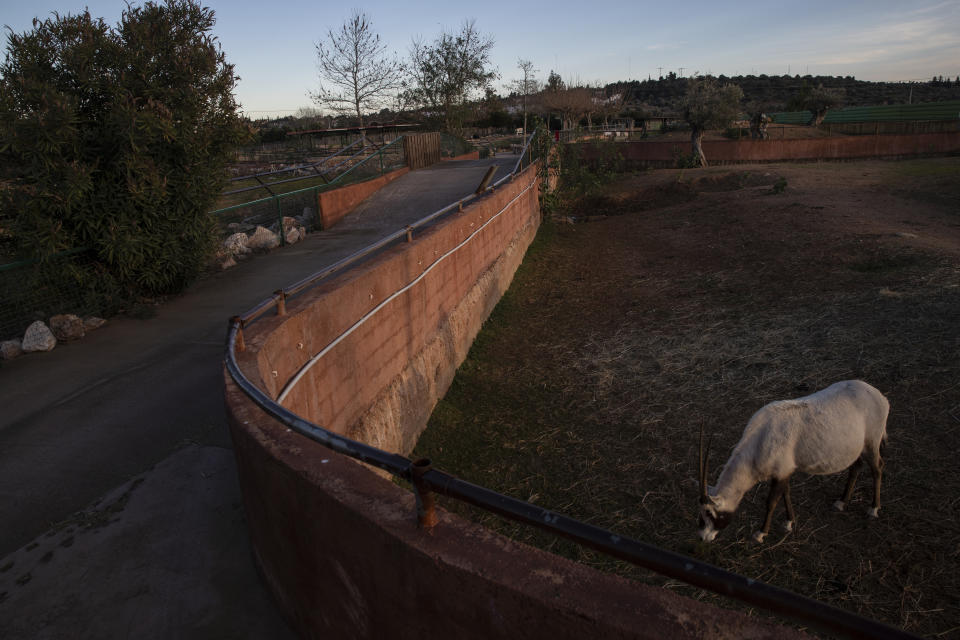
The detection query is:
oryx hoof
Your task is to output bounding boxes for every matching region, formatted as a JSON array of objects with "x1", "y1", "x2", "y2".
[
  {"x1": 752, "y1": 531, "x2": 767, "y2": 544},
  {"x1": 783, "y1": 520, "x2": 794, "y2": 533},
  {"x1": 833, "y1": 500, "x2": 846, "y2": 512},
  {"x1": 867, "y1": 507, "x2": 879, "y2": 518}
]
